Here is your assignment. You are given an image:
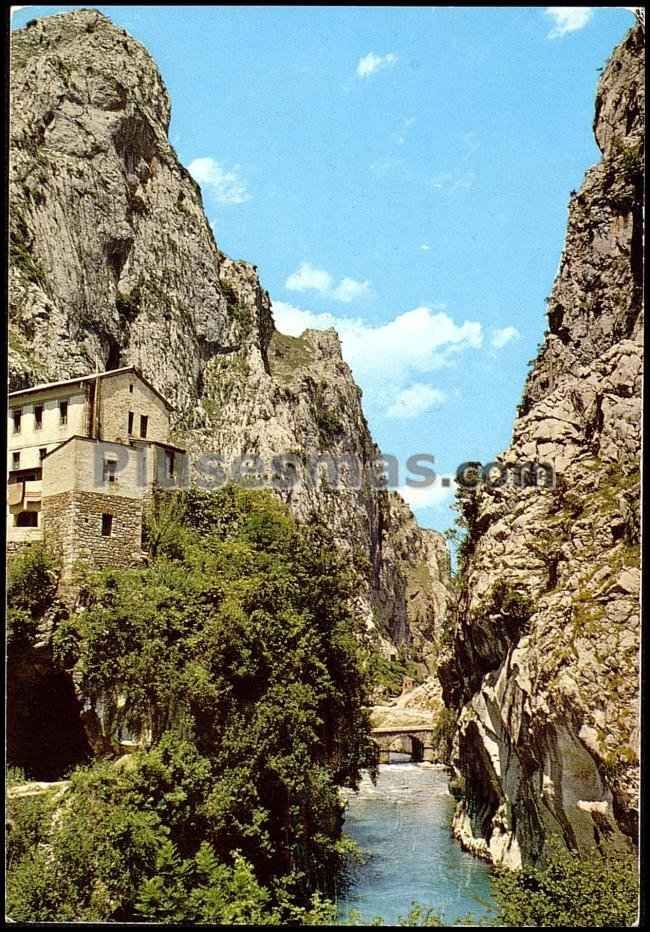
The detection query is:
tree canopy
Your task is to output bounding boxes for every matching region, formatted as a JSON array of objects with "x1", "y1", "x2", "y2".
[{"x1": 8, "y1": 487, "x2": 375, "y2": 922}]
